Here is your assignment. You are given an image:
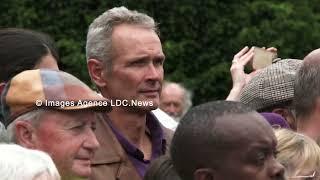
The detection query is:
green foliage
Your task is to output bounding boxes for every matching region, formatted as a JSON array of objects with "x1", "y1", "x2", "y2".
[{"x1": 1, "y1": 0, "x2": 319, "y2": 105}]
